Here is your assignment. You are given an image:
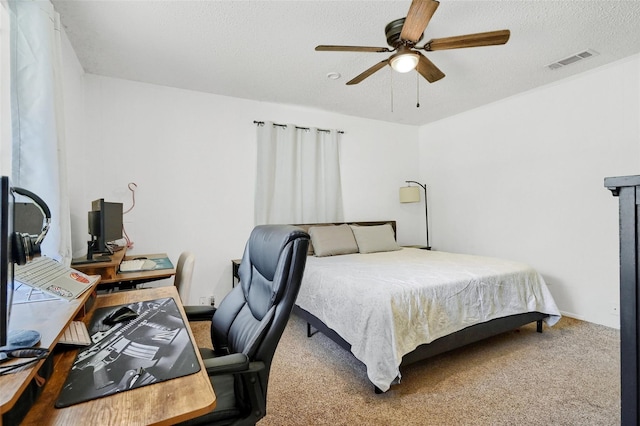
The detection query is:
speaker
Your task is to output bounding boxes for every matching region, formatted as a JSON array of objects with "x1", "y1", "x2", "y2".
[{"x1": 11, "y1": 187, "x2": 51, "y2": 265}]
